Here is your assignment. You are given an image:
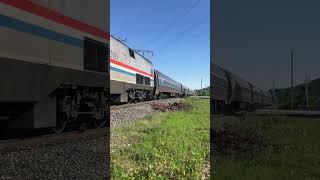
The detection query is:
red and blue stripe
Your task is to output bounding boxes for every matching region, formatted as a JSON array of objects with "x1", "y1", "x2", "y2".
[
  {"x1": 0, "y1": 0, "x2": 153, "y2": 79},
  {"x1": 0, "y1": 14, "x2": 84, "y2": 48},
  {"x1": 110, "y1": 58, "x2": 154, "y2": 78},
  {"x1": 0, "y1": 0, "x2": 109, "y2": 40}
]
